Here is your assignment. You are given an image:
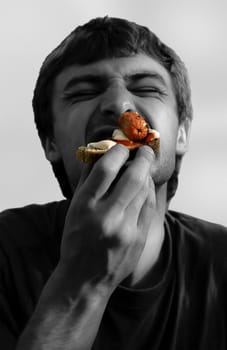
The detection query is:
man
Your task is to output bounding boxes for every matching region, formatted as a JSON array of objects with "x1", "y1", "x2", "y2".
[{"x1": 1, "y1": 17, "x2": 227, "y2": 350}]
